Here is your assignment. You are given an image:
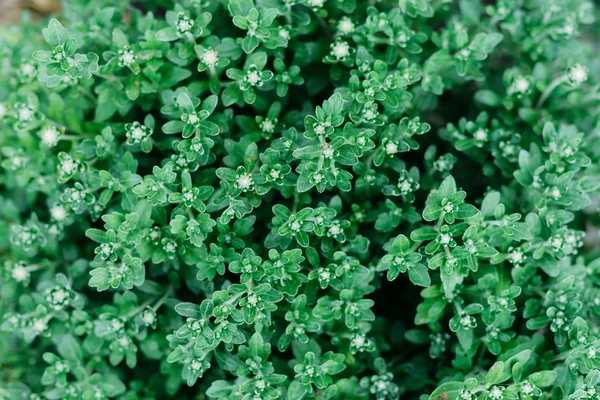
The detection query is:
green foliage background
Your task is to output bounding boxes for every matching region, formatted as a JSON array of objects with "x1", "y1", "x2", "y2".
[{"x1": 2, "y1": 0, "x2": 600, "y2": 399}]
